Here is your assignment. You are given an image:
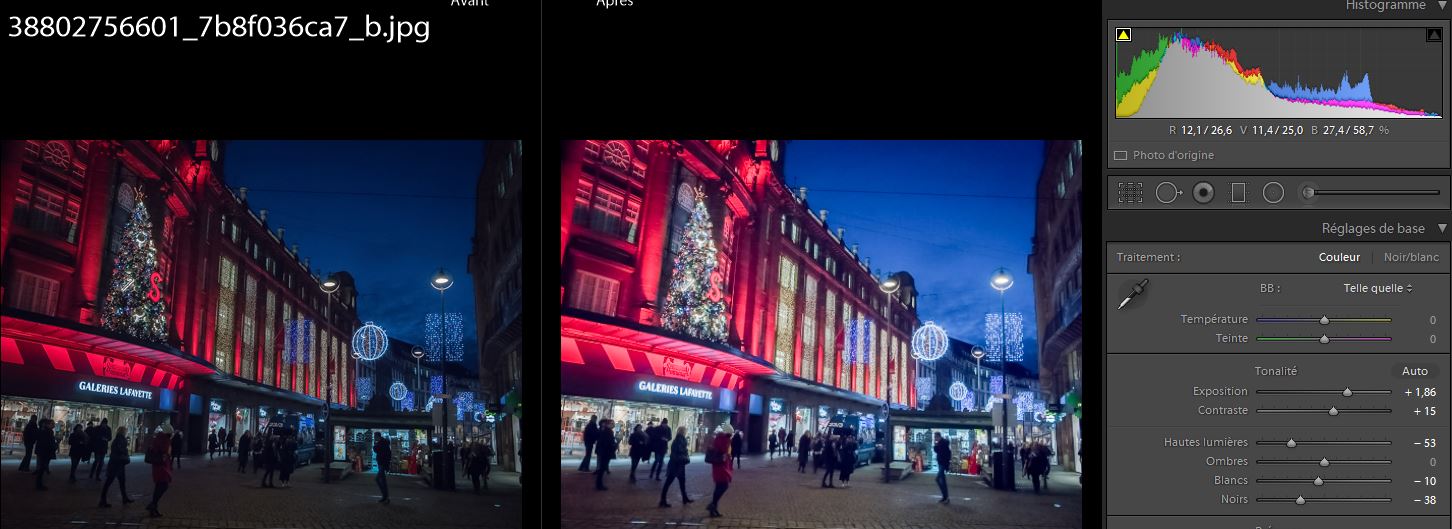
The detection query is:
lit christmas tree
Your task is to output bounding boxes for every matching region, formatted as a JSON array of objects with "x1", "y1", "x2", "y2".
[
  {"x1": 100, "y1": 190, "x2": 168, "y2": 342},
  {"x1": 660, "y1": 187, "x2": 728, "y2": 343}
]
